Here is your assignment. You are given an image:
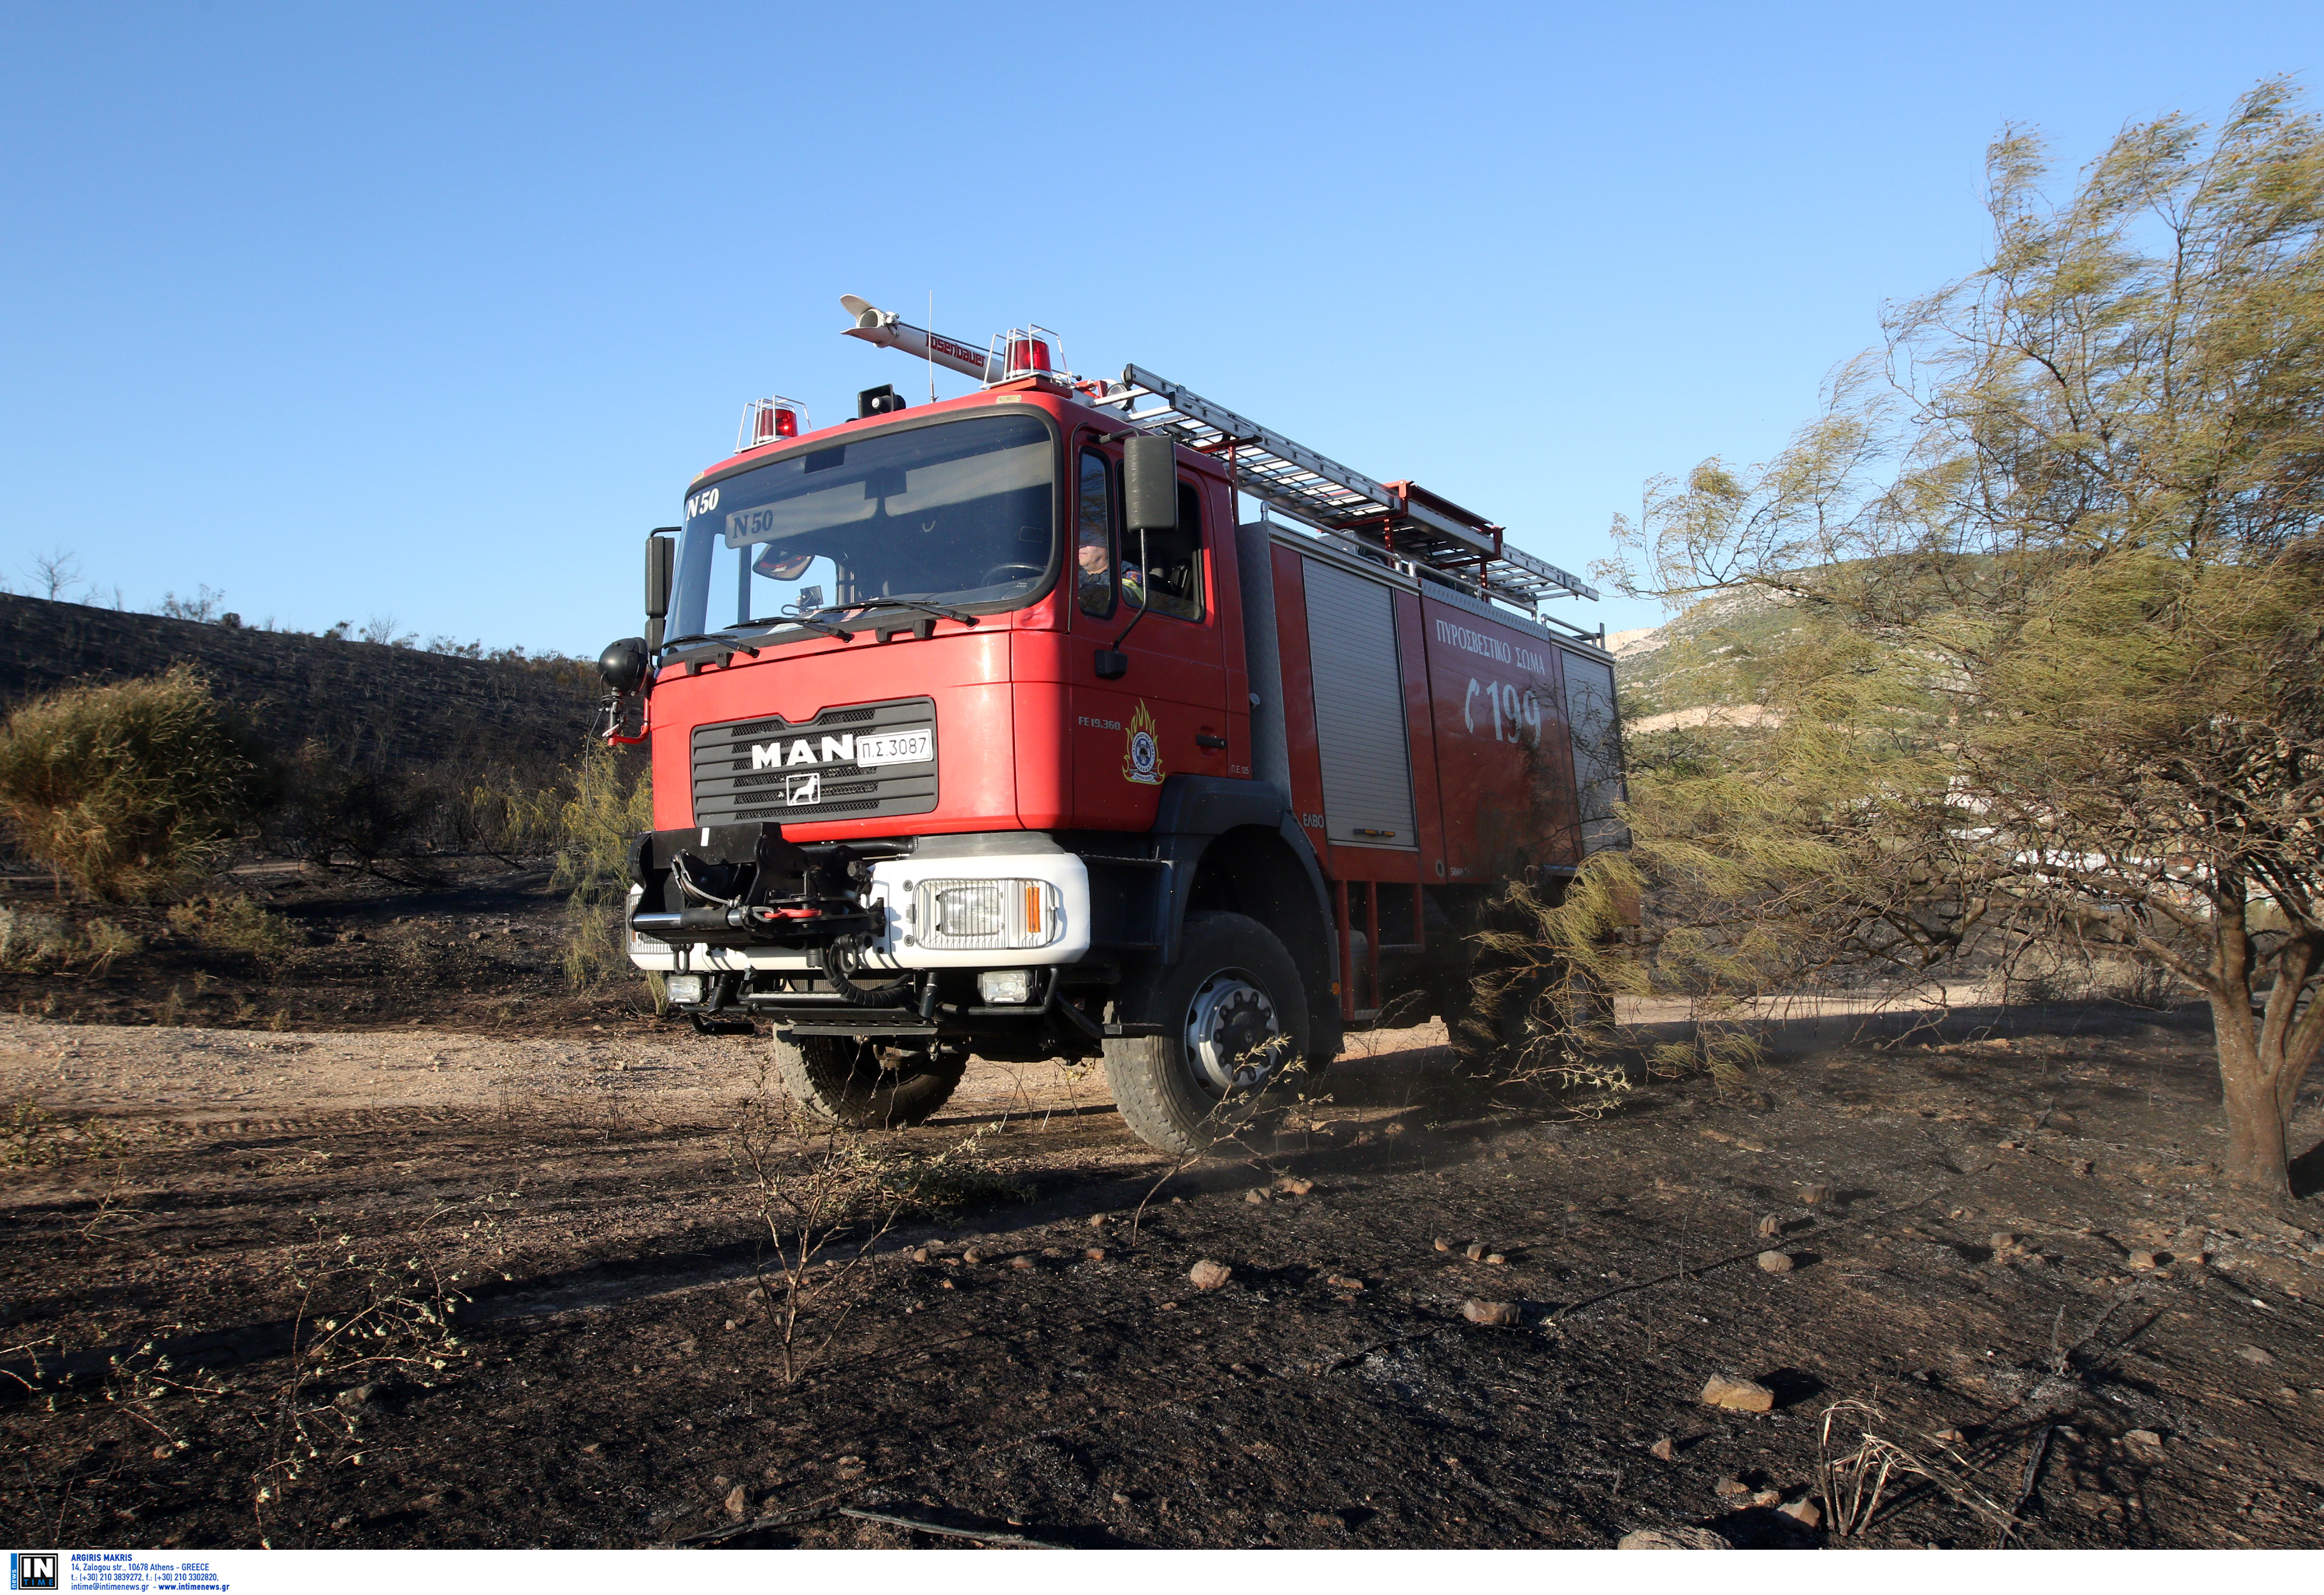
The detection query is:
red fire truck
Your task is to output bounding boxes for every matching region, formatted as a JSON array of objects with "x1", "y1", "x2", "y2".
[{"x1": 594, "y1": 300, "x2": 1625, "y2": 1154}]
